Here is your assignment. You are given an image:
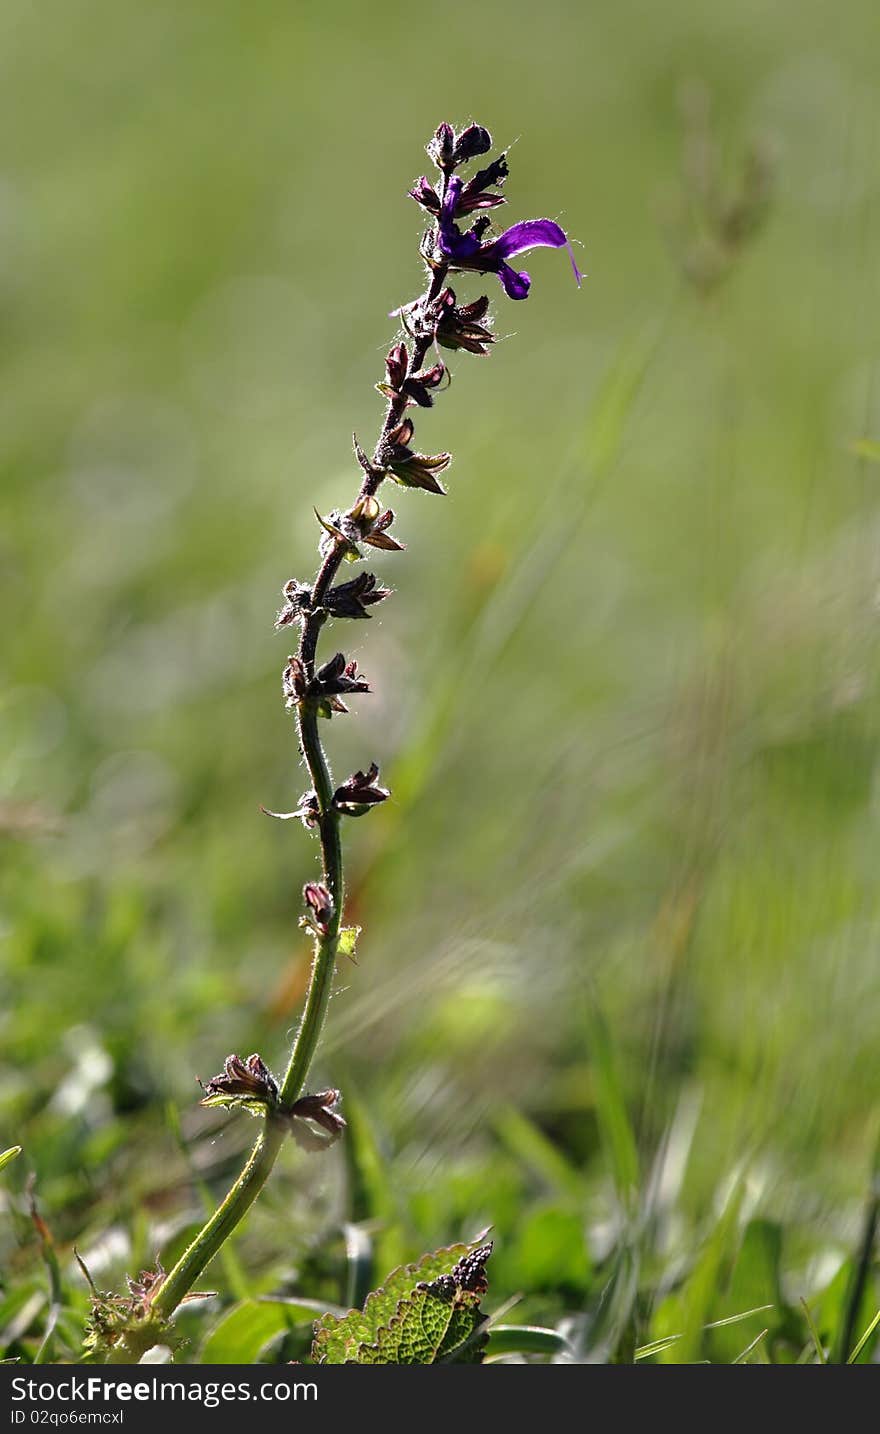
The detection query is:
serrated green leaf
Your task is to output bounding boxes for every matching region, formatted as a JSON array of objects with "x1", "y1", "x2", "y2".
[
  {"x1": 0, "y1": 1146, "x2": 22, "y2": 1173},
  {"x1": 355, "y1": 1287, "x2": 486, "y2": 1365},
  {"x1": 199, "y1": 1300, "x2": 290, "y2": 1364},
  {"x1": 311, "y1": 1242, "x2": 481, "y2": 1365}
]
